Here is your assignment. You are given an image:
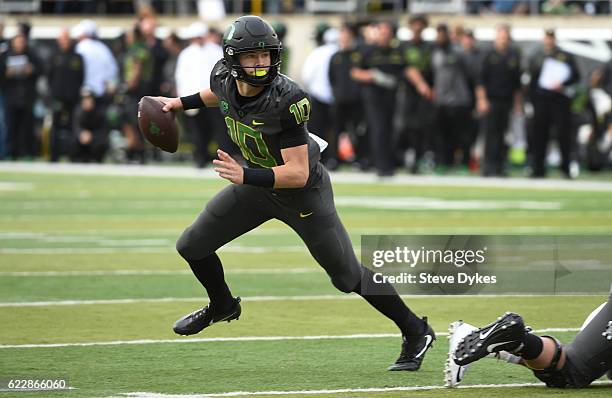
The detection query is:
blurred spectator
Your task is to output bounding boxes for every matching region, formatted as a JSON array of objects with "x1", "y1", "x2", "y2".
[
  {"x1": 313, "y1": 22, "x2": 330, "y2": 47},
  {"x1": 139, "y1": 15, "x2": 168, "y2": 96},
  {"x1": 528, "y1": 29, "x2": 580, "y2": 178},
  {"x1": 48, "y1": 27, "x2": 84, "y2": 162},
  {"x1": 302, "y1": 26, "x2": 339, "y2": 169},
  {"x1": 403, "y1": 14, "x2": 435, "y2": 174},
  {"x1": 271, "y1": 21, "x2": 289, "y2": 75},
  {"x1": 73, "y1": 19, "x2": 118, "y2": 99},
  {"x1": 160, "y1": 32, "x2": 182, "y2": 97},
  {"x1": 175, "y1": 22, "x2": 230, "y2": 168},
  {"x1": 460, "y1": 29, "x2": 482, "y2": 90},
  {"x1": 600, "y1": 61, "x2": 612, "y2": 161},
  {"x1": 175, "y1": 22, "x2": 209, "y2": 166},
  {"x1": 492, "y1": 0, "x2": 519, "y2": 13},
  {"x1": 459, "y1": 28, "x2": 481, "y2": 170},
  {"x1": 71, "y1": 89, "x2": 108, "y2": 163},
  {"x1": 476, "y1": 25, "x2": 523, "y2": 177},
  {"x1": 542, "y1": 0, "x2": 582, "y2": 14},
  {"x1": 329, "y1": 23, "x2": 364, "y2": 167},
  {"x1": 451, "y1": 24, "x2": 465, "y2": 48},
  {"x1": 351, "y1": 20, "x2": 405, "y2": 176},
  {"x1": 121, "y1": 25, "x2": 154, "y2": 163},
  {"x1": 201, "y1": 26, "x2": 235, "y2": 161},
  {"x1": 431, "y1": 23, "x2": 474, "y2": 171},
  {"x1": 0, "y1": 28, "x2": 41, "y2": 160},
  {"x1": 0, "y1": 16, "x2": 7, "y2": 160}
]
